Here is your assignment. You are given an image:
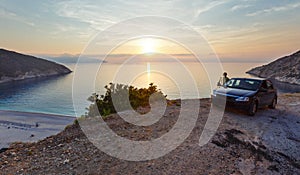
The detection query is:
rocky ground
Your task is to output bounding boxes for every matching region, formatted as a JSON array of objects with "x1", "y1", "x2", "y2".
[{"x1": 0, "y1": 94, "x2": 299, "y2": 174}]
